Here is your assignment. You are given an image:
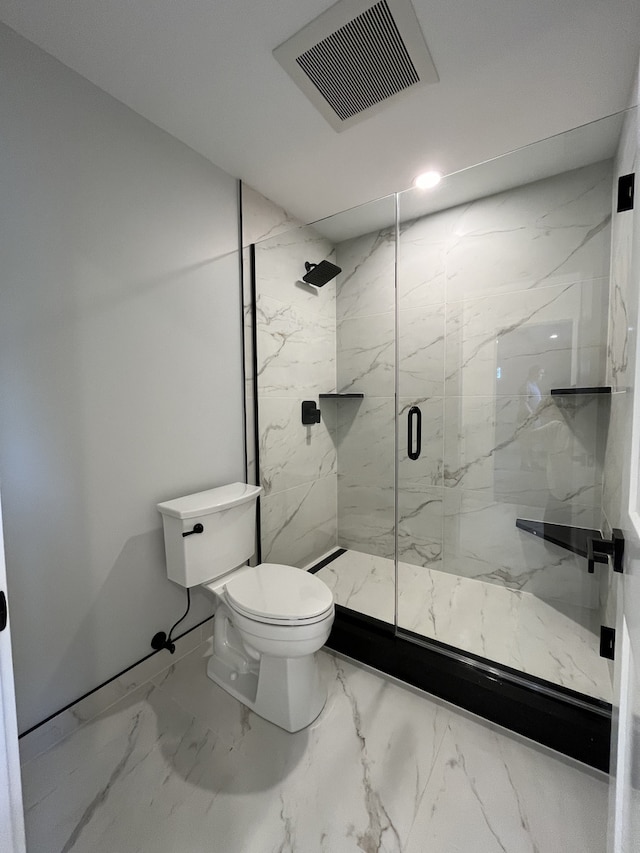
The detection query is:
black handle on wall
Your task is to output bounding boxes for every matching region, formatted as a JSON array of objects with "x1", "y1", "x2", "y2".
[
  {"x1": 408, "y1": 406, "x2": 422, "y2": 461},
  {"x1": 0, "y1": 590, "x2": 7, "y2": 632}
]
